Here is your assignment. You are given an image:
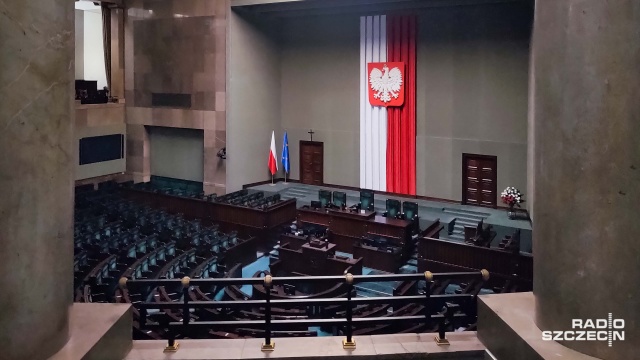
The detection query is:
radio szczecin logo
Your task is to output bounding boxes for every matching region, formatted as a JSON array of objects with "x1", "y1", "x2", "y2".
[{"x1": 542, "y1": 313, "x2": 624, "y2": 347}]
